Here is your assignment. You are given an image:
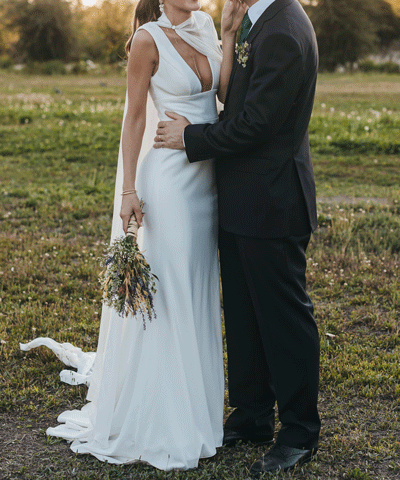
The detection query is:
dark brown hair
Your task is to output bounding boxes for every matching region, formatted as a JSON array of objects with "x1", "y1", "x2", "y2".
[{"x1": 125, "y1": 0, "x2": 162, "y2": 55}]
